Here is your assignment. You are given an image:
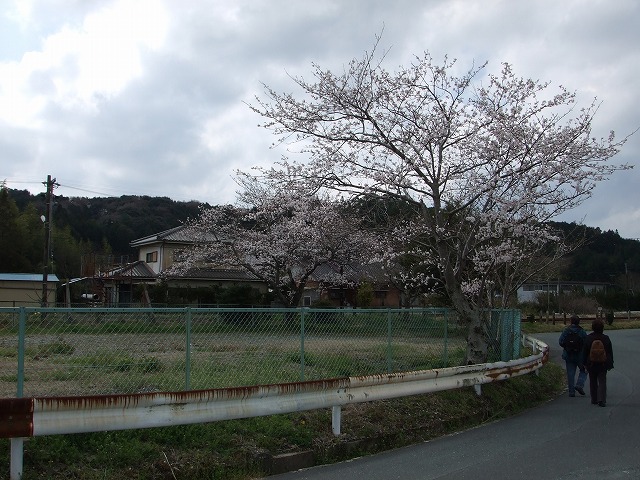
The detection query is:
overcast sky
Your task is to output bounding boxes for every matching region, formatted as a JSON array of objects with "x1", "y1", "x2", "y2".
[{"x1": 1, "y1": 0, "x2": 639, "y2": 238}]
